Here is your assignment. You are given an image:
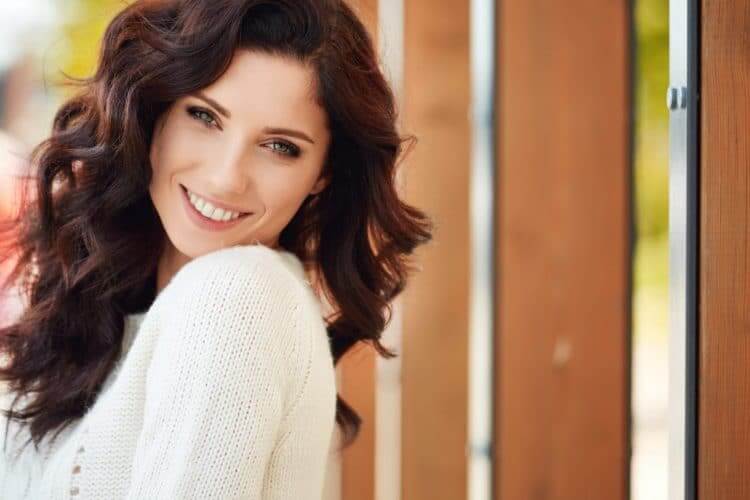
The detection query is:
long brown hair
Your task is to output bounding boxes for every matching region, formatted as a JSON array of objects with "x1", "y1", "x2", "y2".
[{"x1": 0, "y1": 0, "x2": 433, "y2": 455}]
